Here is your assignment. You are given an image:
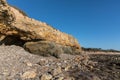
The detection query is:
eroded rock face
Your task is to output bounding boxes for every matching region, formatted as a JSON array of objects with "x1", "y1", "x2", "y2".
[{"x1": 0, "y1": 0, "x2": 82, "y2": 56}]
